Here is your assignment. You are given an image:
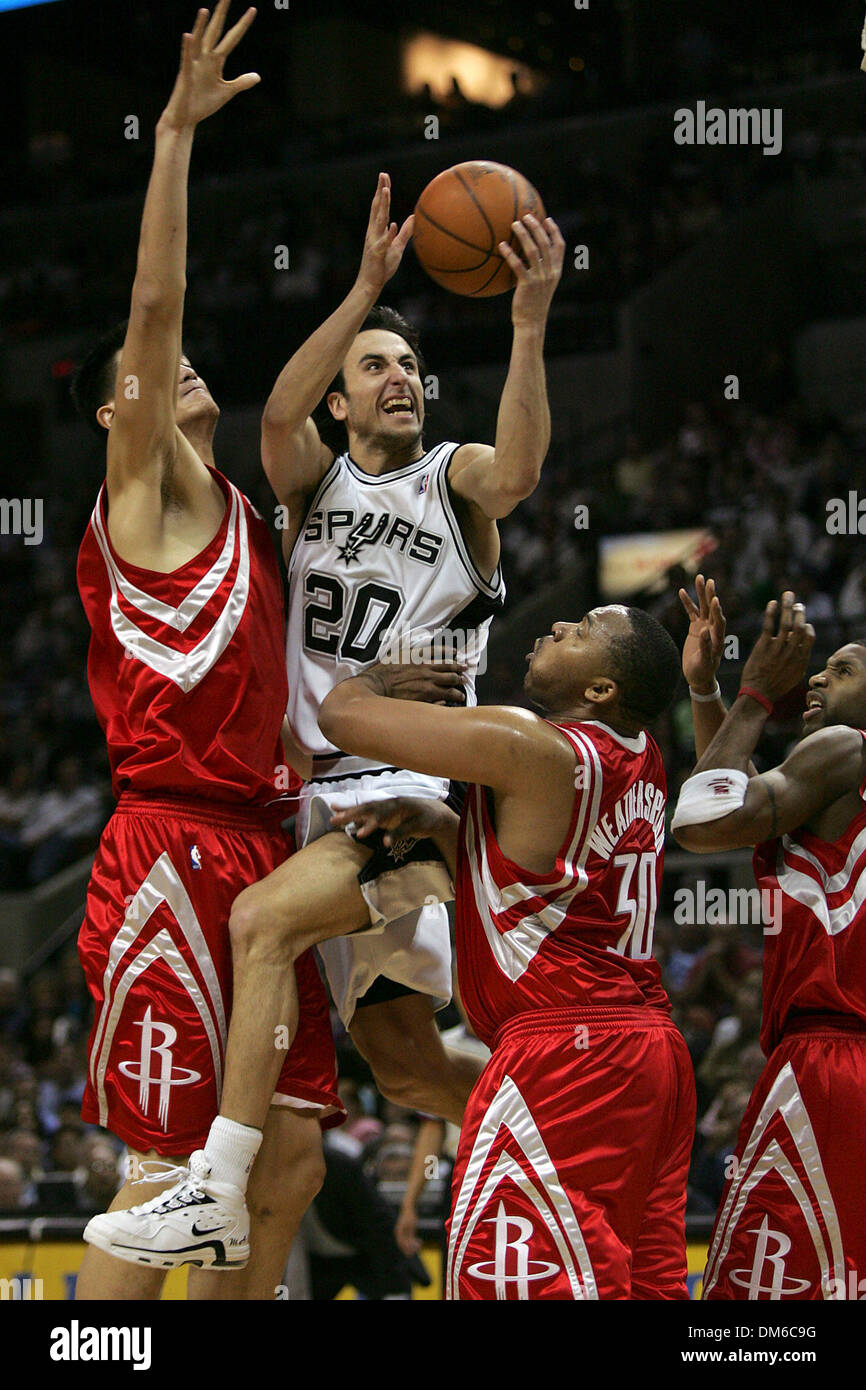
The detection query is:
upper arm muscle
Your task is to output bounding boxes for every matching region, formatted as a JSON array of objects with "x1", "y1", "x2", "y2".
[{"x1": 106, "y1": 296, "x2": 182, "y2": 499}]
